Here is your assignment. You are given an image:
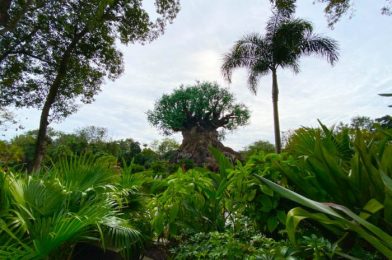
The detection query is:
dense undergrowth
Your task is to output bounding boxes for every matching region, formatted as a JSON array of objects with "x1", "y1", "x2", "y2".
[{"x1": 0, "y1": 123, "x2": 391, "y2": 259}]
